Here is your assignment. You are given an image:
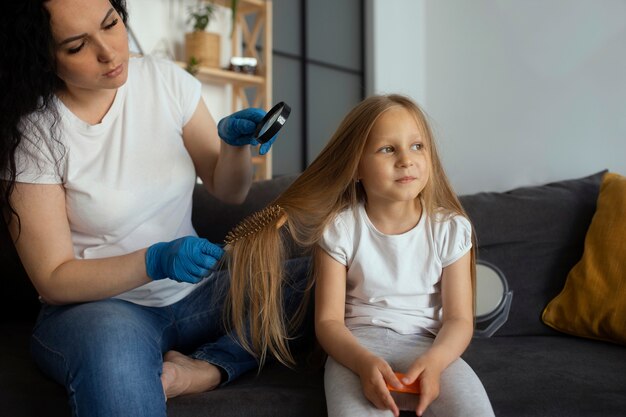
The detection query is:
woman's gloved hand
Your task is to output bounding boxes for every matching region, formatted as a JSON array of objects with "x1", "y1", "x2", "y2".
[
  {"x1": 145, "y1": 236, "x2": 224, "y2": 284},
  {"x1": 217, "y1": 107, "x2": 276, "y2": 155}
]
